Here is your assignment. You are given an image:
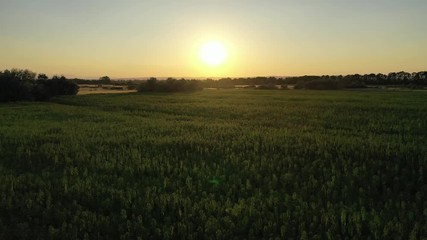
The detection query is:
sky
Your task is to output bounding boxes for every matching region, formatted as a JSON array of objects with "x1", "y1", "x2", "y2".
[{"x1": 0, "y1": 0, "x2": 426, "y2": 79}]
